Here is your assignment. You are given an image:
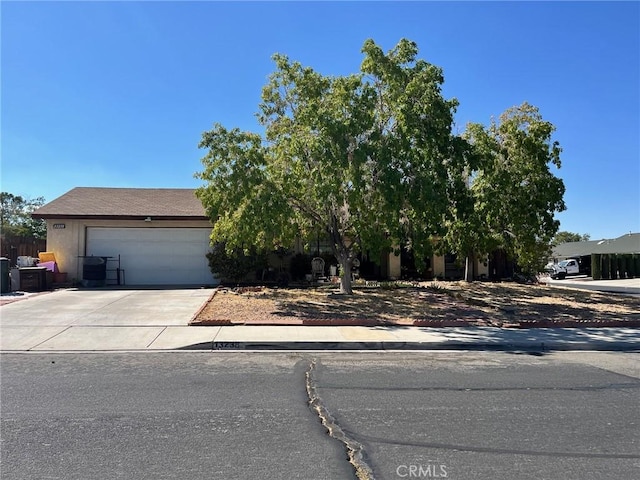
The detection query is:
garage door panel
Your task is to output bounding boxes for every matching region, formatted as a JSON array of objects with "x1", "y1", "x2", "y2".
[{"x1": 86, "y1": 228, "x2": 216, "y2": 285}]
